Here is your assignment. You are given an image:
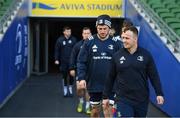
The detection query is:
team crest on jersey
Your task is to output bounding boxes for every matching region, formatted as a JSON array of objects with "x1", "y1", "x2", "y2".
[
  {"x1": 92, "y1": 44, "x2": 98, "y2": 52},
  {"x1": 119, "y1": 56, "x2": 126, "y2": 64},
  {"x1": 63, "y1": 41, "x2": 66, "y2": 45},
  {"x1": 101, "y1": 52, "x2": 106, "y2": 56},
  {"x1": 108, "y1": 45, "x2": 114, "y2": 50},
  {"x1": 137, "y1": 56, "x2": 144, "y2": 61},
  {"x1": 68, "y1": 40, "x2": 72, "y2": 44}
]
